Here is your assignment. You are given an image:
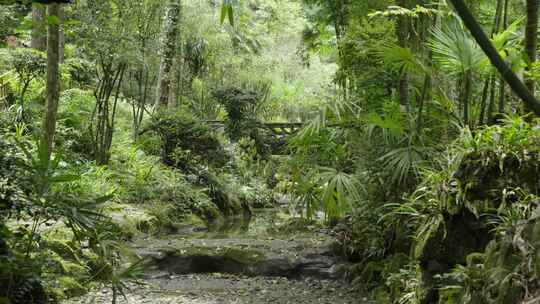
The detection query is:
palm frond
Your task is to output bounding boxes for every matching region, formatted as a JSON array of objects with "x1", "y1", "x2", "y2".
[
  {"x1": 376, "y1": 43, "x2": 427, "y2": 75},
  {"x1": 429, "y1": 20, "x2": 485, "y2": 75}
]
